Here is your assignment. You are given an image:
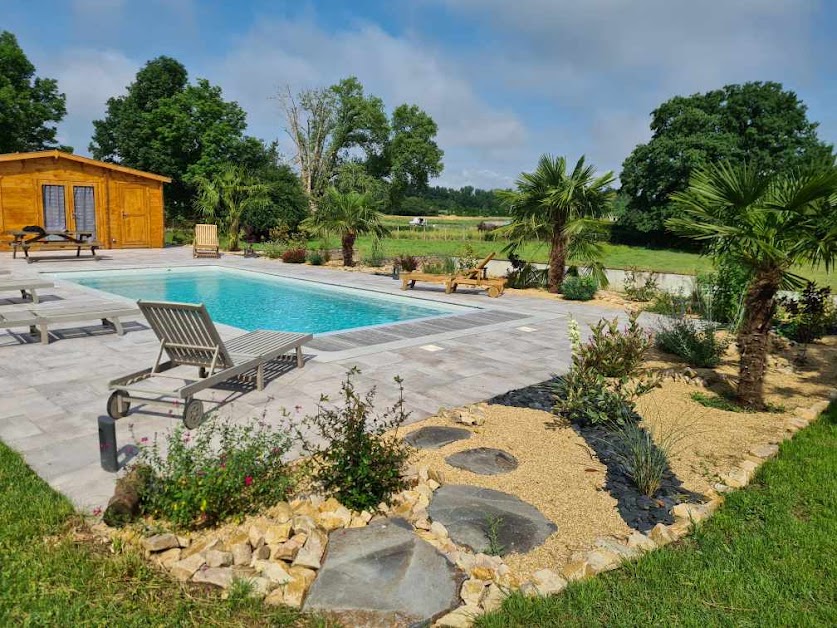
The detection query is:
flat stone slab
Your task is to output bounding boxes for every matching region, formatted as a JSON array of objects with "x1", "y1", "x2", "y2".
[
  {"x1": 446, "y1": 447, "x2": 519, "y2": 475},
  {"x1": 428, "y1": 485, "x2": 557, "y2": 555},
  {"x1": 404, "y1": 426, "x2": 471, "y2": 450},
  {"x1": 304, "y1": 518, "x2": 462, "y2": 625}
]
